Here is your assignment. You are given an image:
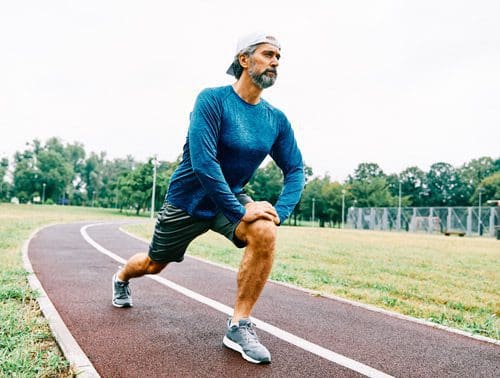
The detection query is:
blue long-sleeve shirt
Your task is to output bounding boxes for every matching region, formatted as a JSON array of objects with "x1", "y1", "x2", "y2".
[{"x1": 166, "y1": 85, "x2": 304, "y2": 224}]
